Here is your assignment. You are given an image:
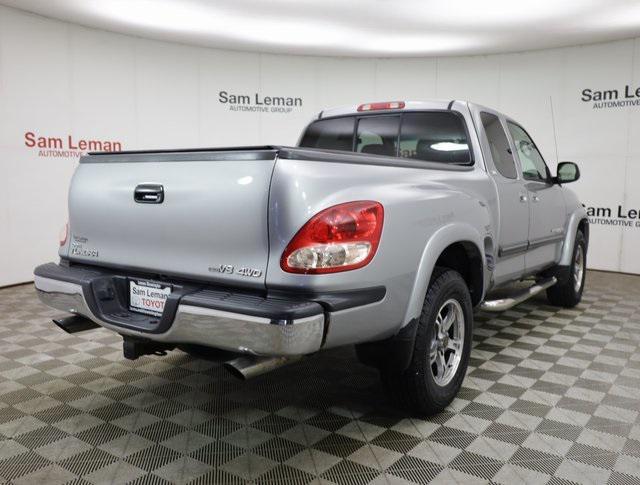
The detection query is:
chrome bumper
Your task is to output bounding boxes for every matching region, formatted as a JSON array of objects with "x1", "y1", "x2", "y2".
[{"x1": 34, "y1": 275, "x2": 325, "y2": 356}]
